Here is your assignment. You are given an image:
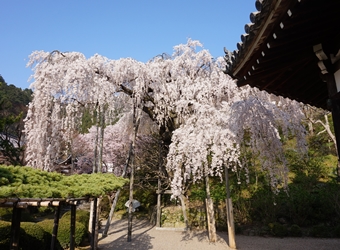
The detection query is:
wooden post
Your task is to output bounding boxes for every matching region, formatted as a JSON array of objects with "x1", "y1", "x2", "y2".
[
  {"x1": 98, "y1": 108, "x2": 105, "y2": 173},
  {"x1": 225, "y1": 166, "x2": 236, "y2": 249},
  {"x1": 90, "y1": 198, "x2": 98, "y2": 250},
  {"x1": 103, "y1": 189, "x2": 121, "y2": 237},
  {"x1": 156, "y1": 189, "x2": 162, "y2": 227},
  {"x1": 156, "y1": 187, "x2": 161, "y2": 227},
  {"x1": 93, "y1": 102, "x2": 99, "y2": 174},
  {"x1": 127, "y1": 164, "x2": 134, "y2": 242},
  {"x1": 89, "y1": 200, "x2": 94, "y2": 236},
  {"x1": 51, "y1": 205, "x2": 61, "y2": 250},
  {"x1": 156, "y1": 142, "x2": 162, "y2": 227},
  {"x1": 70, "y1": 204, "x2": 76, "y2": 250},
  {"x1": 205, "y1": 175, "x2": 217, "y2": 242},
  {"x1": 94, "y1": 197, "x2": 101, "y2": 247},
  {"x1": 10, "y1": 204, "x2": 21, "y2": 250}
]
